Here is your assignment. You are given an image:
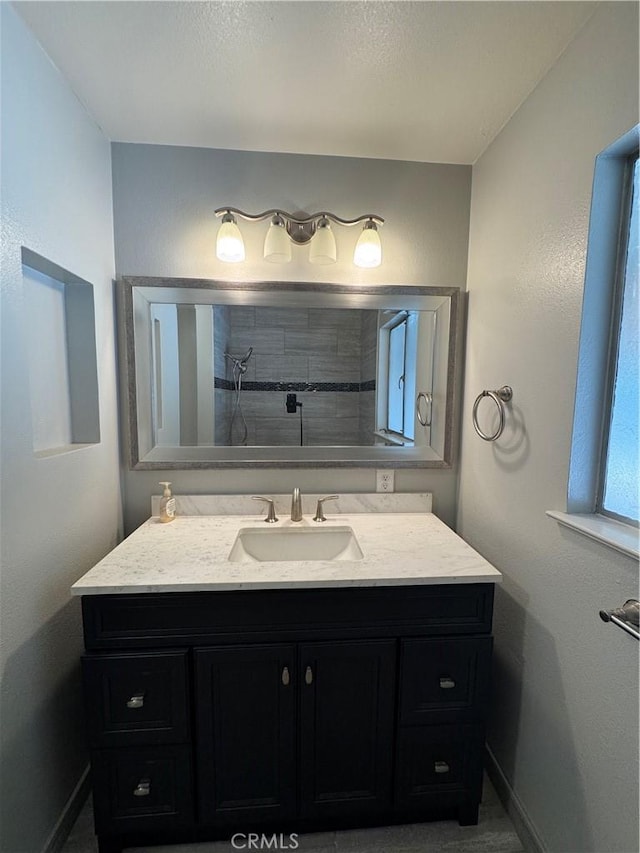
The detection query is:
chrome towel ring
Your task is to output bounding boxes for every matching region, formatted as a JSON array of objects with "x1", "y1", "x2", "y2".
[
  {"x1": 472, "y1": 385, "x2": 513, "y2": 441},
  {"x1": 416, "y1": 392, "x2": 432, "y2": 427}
]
